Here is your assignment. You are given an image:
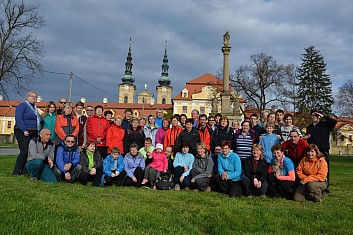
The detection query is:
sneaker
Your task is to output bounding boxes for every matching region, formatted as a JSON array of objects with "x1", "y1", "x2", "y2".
[
  {"x1": 205, "y1": 186, "x2": 212, "y2": 192},
  {"x1": 29, "y1": 177, "x2": 37, "y2": 181},
  {"x1": 260, "y1": 194, "x2": 266, "y2": 199},
  {"x1": 141, "y1": 179, "x2": 148, "y2": 185},
  {"x1": 193, "y1": 189, "x2": 199, "y2": 192},
  {"x1": 184, "y1": 187, "x2": 190, "y2": 191},
  {"x1": 174, "y1": 184, "x2": 180, "y2": 190}
]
